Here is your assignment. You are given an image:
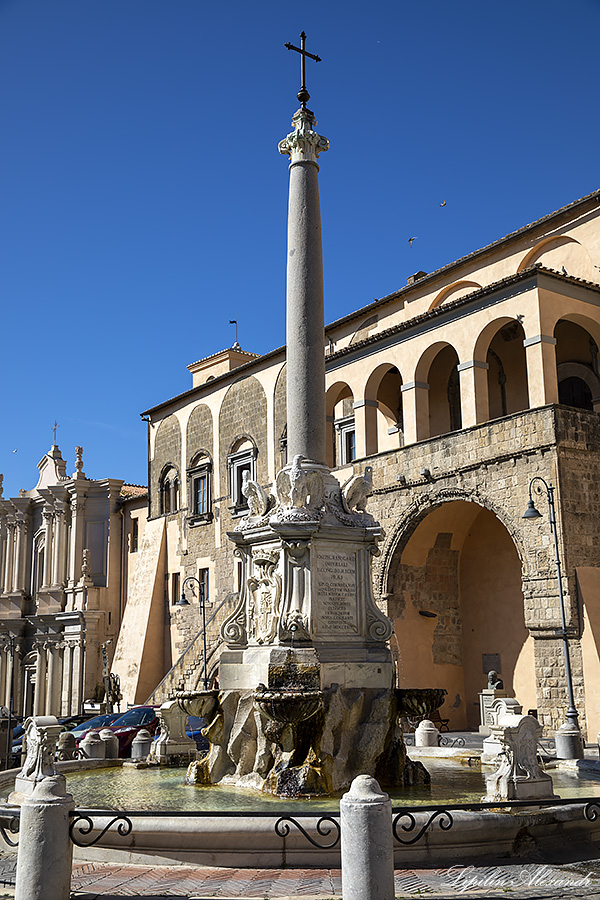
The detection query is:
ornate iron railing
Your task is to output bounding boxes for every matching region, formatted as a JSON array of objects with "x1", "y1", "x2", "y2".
[
  {"x1": 1, "y1": 796, "x2": 599, "y2": 853},
  {"x1": 0, "y1": 810, "x2": 20, "y2": 848}
]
